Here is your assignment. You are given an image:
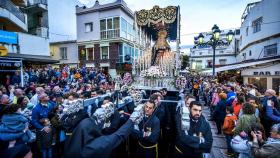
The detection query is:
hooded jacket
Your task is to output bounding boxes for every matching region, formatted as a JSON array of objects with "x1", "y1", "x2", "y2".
[
  {"x1": 252, "y1": 138, "x2": 280, "y2": 158},
  {"x1": 0, "y1": 113, "x2": 34, "y2": 142}
]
